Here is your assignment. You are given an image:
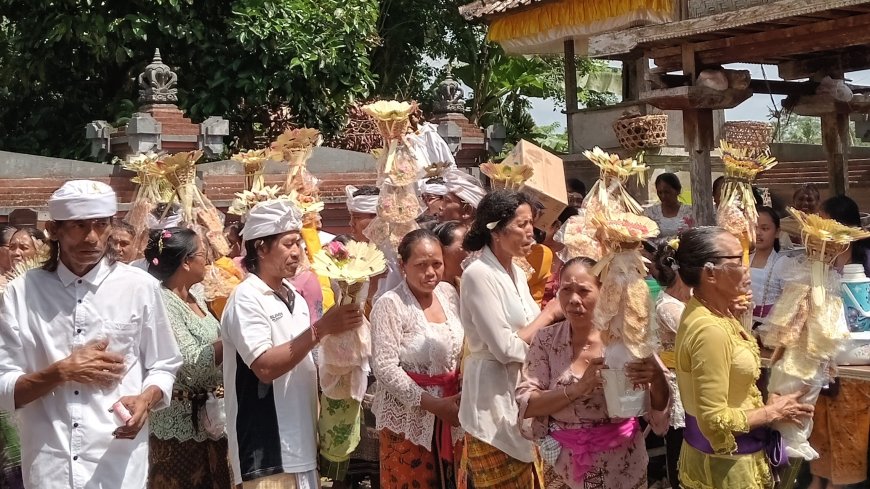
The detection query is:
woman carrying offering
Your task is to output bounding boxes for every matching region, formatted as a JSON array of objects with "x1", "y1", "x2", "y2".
[
  {"x1": 673, "y1": 227, "x2": 814, "y2": 489},
  {"x1": 459, "y1": 190, "x2": 562, "y2": 489},
  {"x1": 144, "y1": 227, "x2": 231, "y2": 489},
  {"x1": 371, "y1": 229, "x2": 465, "y2": 489},
  {"x1": 517, "y1": 257, "x2": 670, "y2": 489}
]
